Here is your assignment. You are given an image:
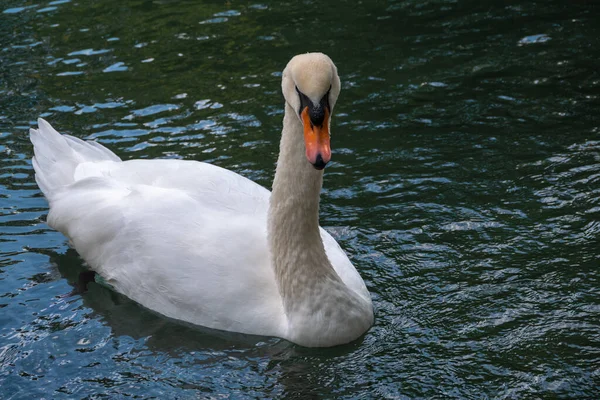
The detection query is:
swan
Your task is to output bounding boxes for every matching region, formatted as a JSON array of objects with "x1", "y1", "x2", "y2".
[{"x1": 30, "y1": 53, "x2": 374, "y2": 347}]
